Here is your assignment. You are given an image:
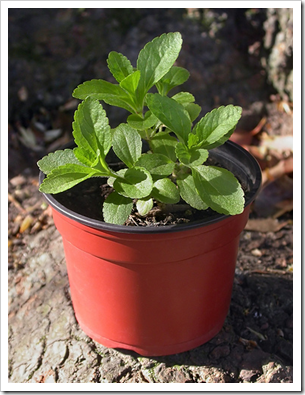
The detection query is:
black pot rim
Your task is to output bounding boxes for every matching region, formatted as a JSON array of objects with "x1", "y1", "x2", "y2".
[{"x1": 39, "y1": 140, "x2": 262, "y2": 234}]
